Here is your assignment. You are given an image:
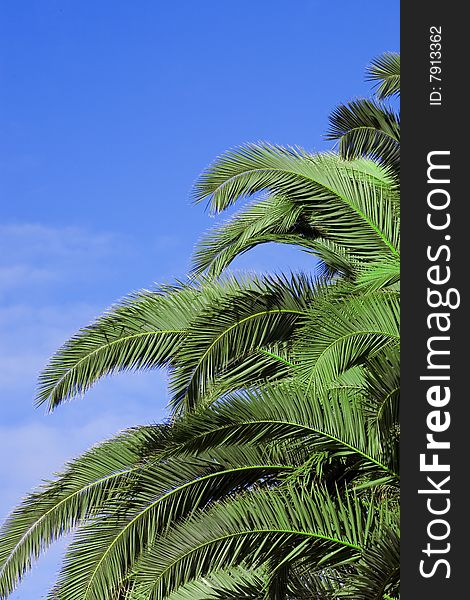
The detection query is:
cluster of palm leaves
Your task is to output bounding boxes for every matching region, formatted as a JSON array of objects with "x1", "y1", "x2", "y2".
[{"x1": 0, "y1": 53, "x2": 400, "y2": 599}]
